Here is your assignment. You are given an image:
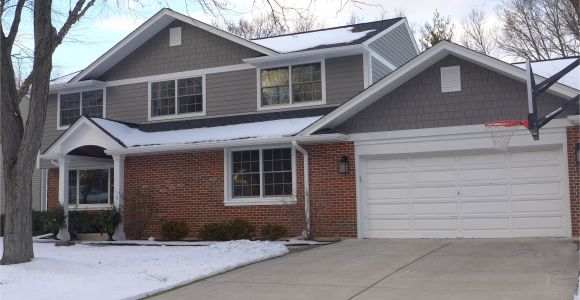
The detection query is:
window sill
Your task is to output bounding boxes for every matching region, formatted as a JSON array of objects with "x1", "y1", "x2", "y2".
[
  {"x1": 148, "y1": 111, "x2": 206, "y2": 122},
  {"x1": 257, "y1": 101, "x2": 325, "y2": 111},
  {"x1": 69, "y1": 204, "x2": 113, "y2": 211},
  {"x1": 224, "y1": 197, "x2": 297, "y2": 206}
]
